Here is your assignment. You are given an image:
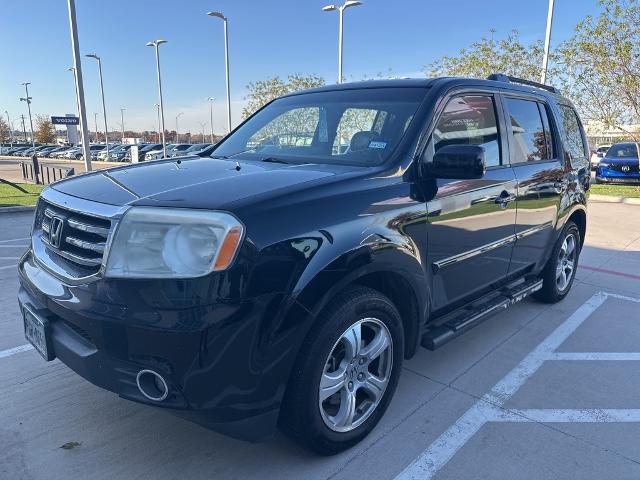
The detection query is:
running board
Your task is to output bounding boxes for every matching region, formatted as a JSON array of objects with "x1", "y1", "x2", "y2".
[{"x1": 421, "y1": 277, "x2": 543, "y2": 350}]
